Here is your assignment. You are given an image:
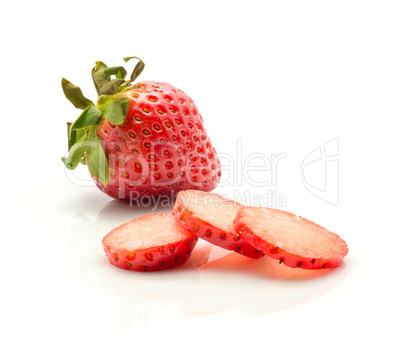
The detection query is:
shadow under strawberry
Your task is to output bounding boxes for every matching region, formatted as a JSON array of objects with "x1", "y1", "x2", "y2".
[{"x1": 179, "y1": 250, "x2": 348, "y2": 316}]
